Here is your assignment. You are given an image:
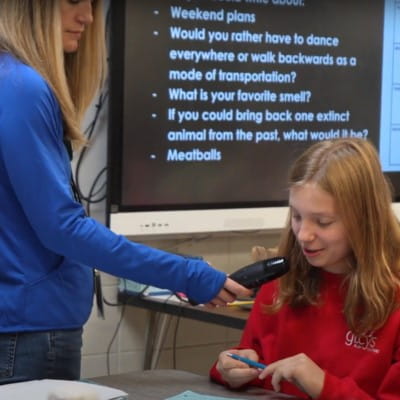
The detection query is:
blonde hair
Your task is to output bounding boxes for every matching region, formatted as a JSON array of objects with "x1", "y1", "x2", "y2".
[
  {"x1": 273, "y1": 138, "x2": 400, "y2": 335},
  {"x1": 0, "y1": 0, "x2": 107, "y2": 148}
]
